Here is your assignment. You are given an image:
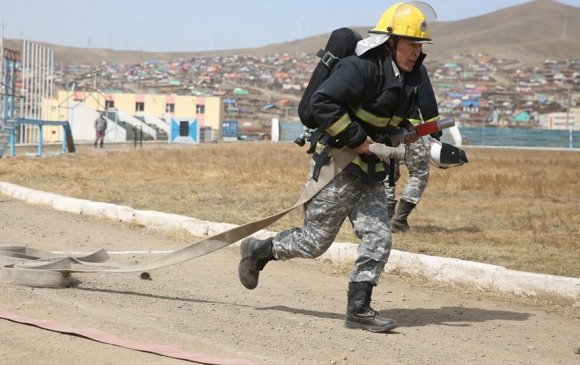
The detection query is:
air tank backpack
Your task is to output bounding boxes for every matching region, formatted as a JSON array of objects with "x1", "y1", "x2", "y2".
[{"x1": 298, "y1": 27, "x2": 363, "y2": 129}]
